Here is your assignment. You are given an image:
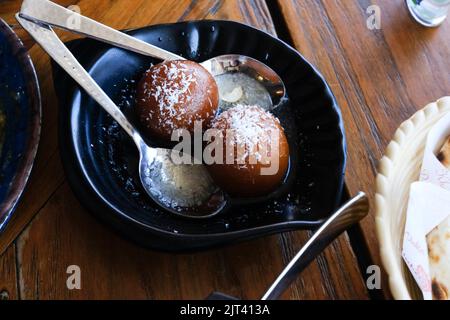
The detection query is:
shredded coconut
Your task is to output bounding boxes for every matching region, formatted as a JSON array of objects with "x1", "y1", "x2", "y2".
[
  {"x1": 212, "y1": 104, "x2": 281, "y2": 166},
  {"x1": 141, "y1": 61, "x2": 197, "y2": 129}
]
